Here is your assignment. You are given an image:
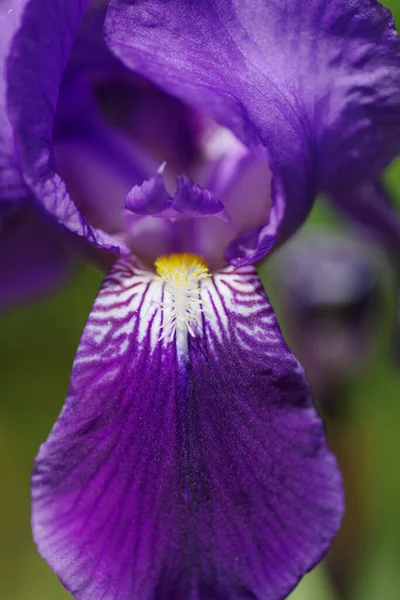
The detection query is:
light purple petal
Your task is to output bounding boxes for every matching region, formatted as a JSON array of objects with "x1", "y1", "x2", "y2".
[
  {"x1": 105, "y1": 0, "x2": 400, "y2": 263},
  {"x1": 188, "y1": 138, "x2": 273, "y2": 267},
  {"x1": 0, "y1": 1, "x2": 28, "y2": 203},
  {"x1": 125, "y1": 215, "x2": 179, "y2": 267},
  {"x1": 6, "y1": 0, "x2": 128, "y2": 255},
  {"x1": 205, "y1": 142, "x2": 272, "y2": 236},
  {"x1": 54, "y1": 136, "x2": 140, "y2": 236},
  {"x1": 32, "y1": 258, "x2": 343, "y2": 600},
  {"x1": 0, "y1": 201, "x2": 70, "y2": 312}
]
